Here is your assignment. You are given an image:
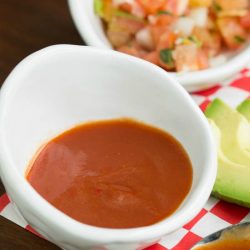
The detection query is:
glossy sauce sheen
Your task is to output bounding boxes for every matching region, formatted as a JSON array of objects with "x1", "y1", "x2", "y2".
[{"x1": 27, "y1": 119, "x2": 193, "y2": 228}]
